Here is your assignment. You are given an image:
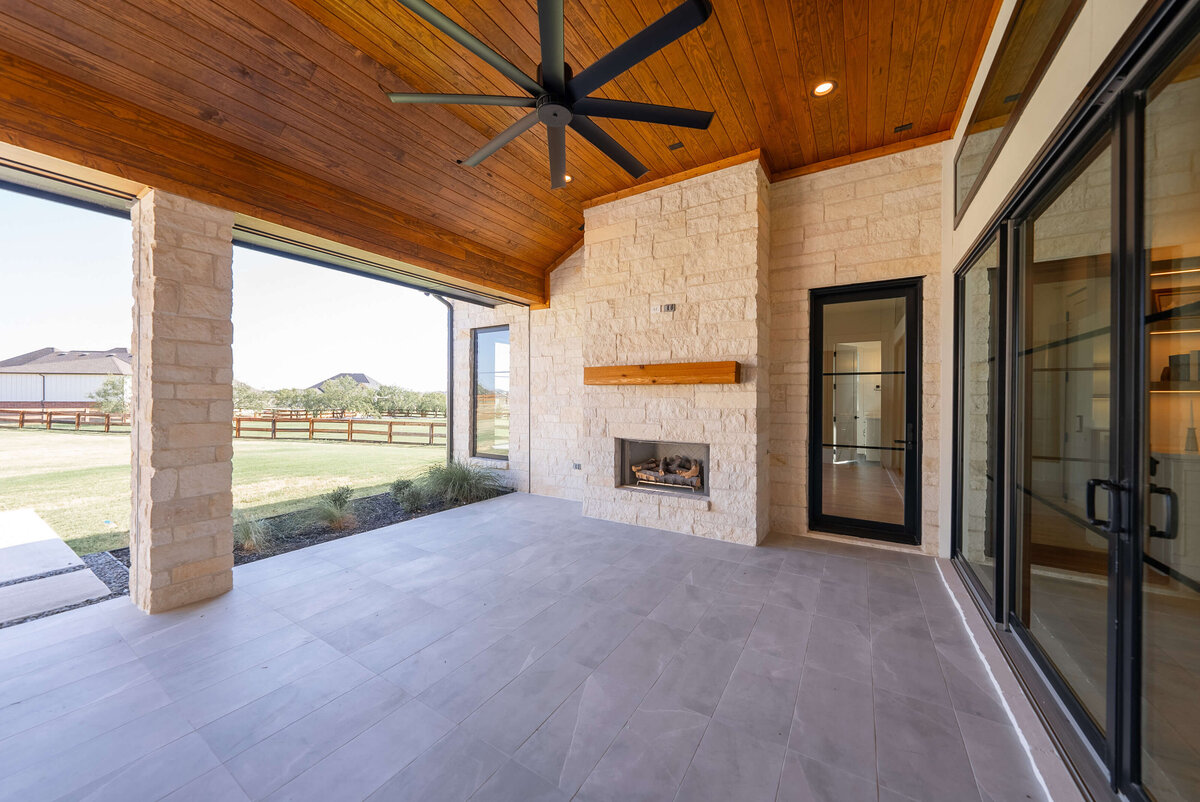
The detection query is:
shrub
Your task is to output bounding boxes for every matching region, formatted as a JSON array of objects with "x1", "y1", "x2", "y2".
[
  {"x1": 316, "y1": 485, "x2": 356, "y2": 530},
  {"x1": 392, "y1": 482, "x2": 429, "y2": 513},
  {"x1": 233, "y1": 512, "x2": 274, "y2": 553},
  {"x1": 389, "y1": 477, "x2": 413, "y2": 500},
  {"x1": 422, "y1": 460, "x2": 505, "y2": 506}
]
